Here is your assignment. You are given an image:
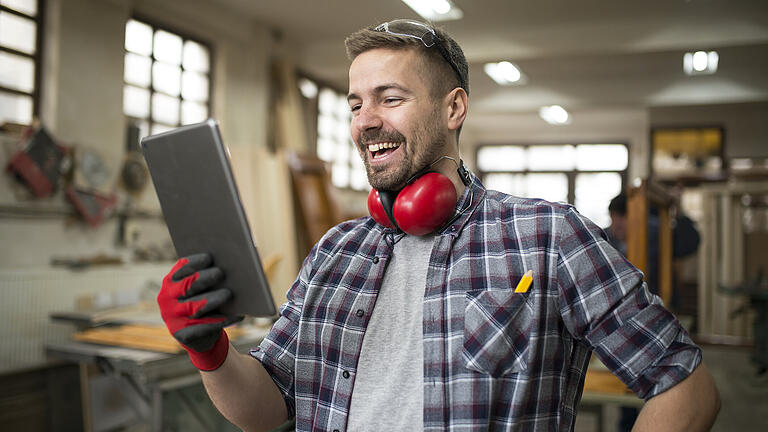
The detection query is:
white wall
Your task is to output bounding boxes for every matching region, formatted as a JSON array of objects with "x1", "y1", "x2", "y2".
[
  {"x1": 650, "y1": 102, "x2": 768, "y2": 159},
  {"x1": 1, "y1": 0, "x2": 274, "y2": 269},
  {"x1": 0, "y1": 0, "x2": 278, "y2": 371}
]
